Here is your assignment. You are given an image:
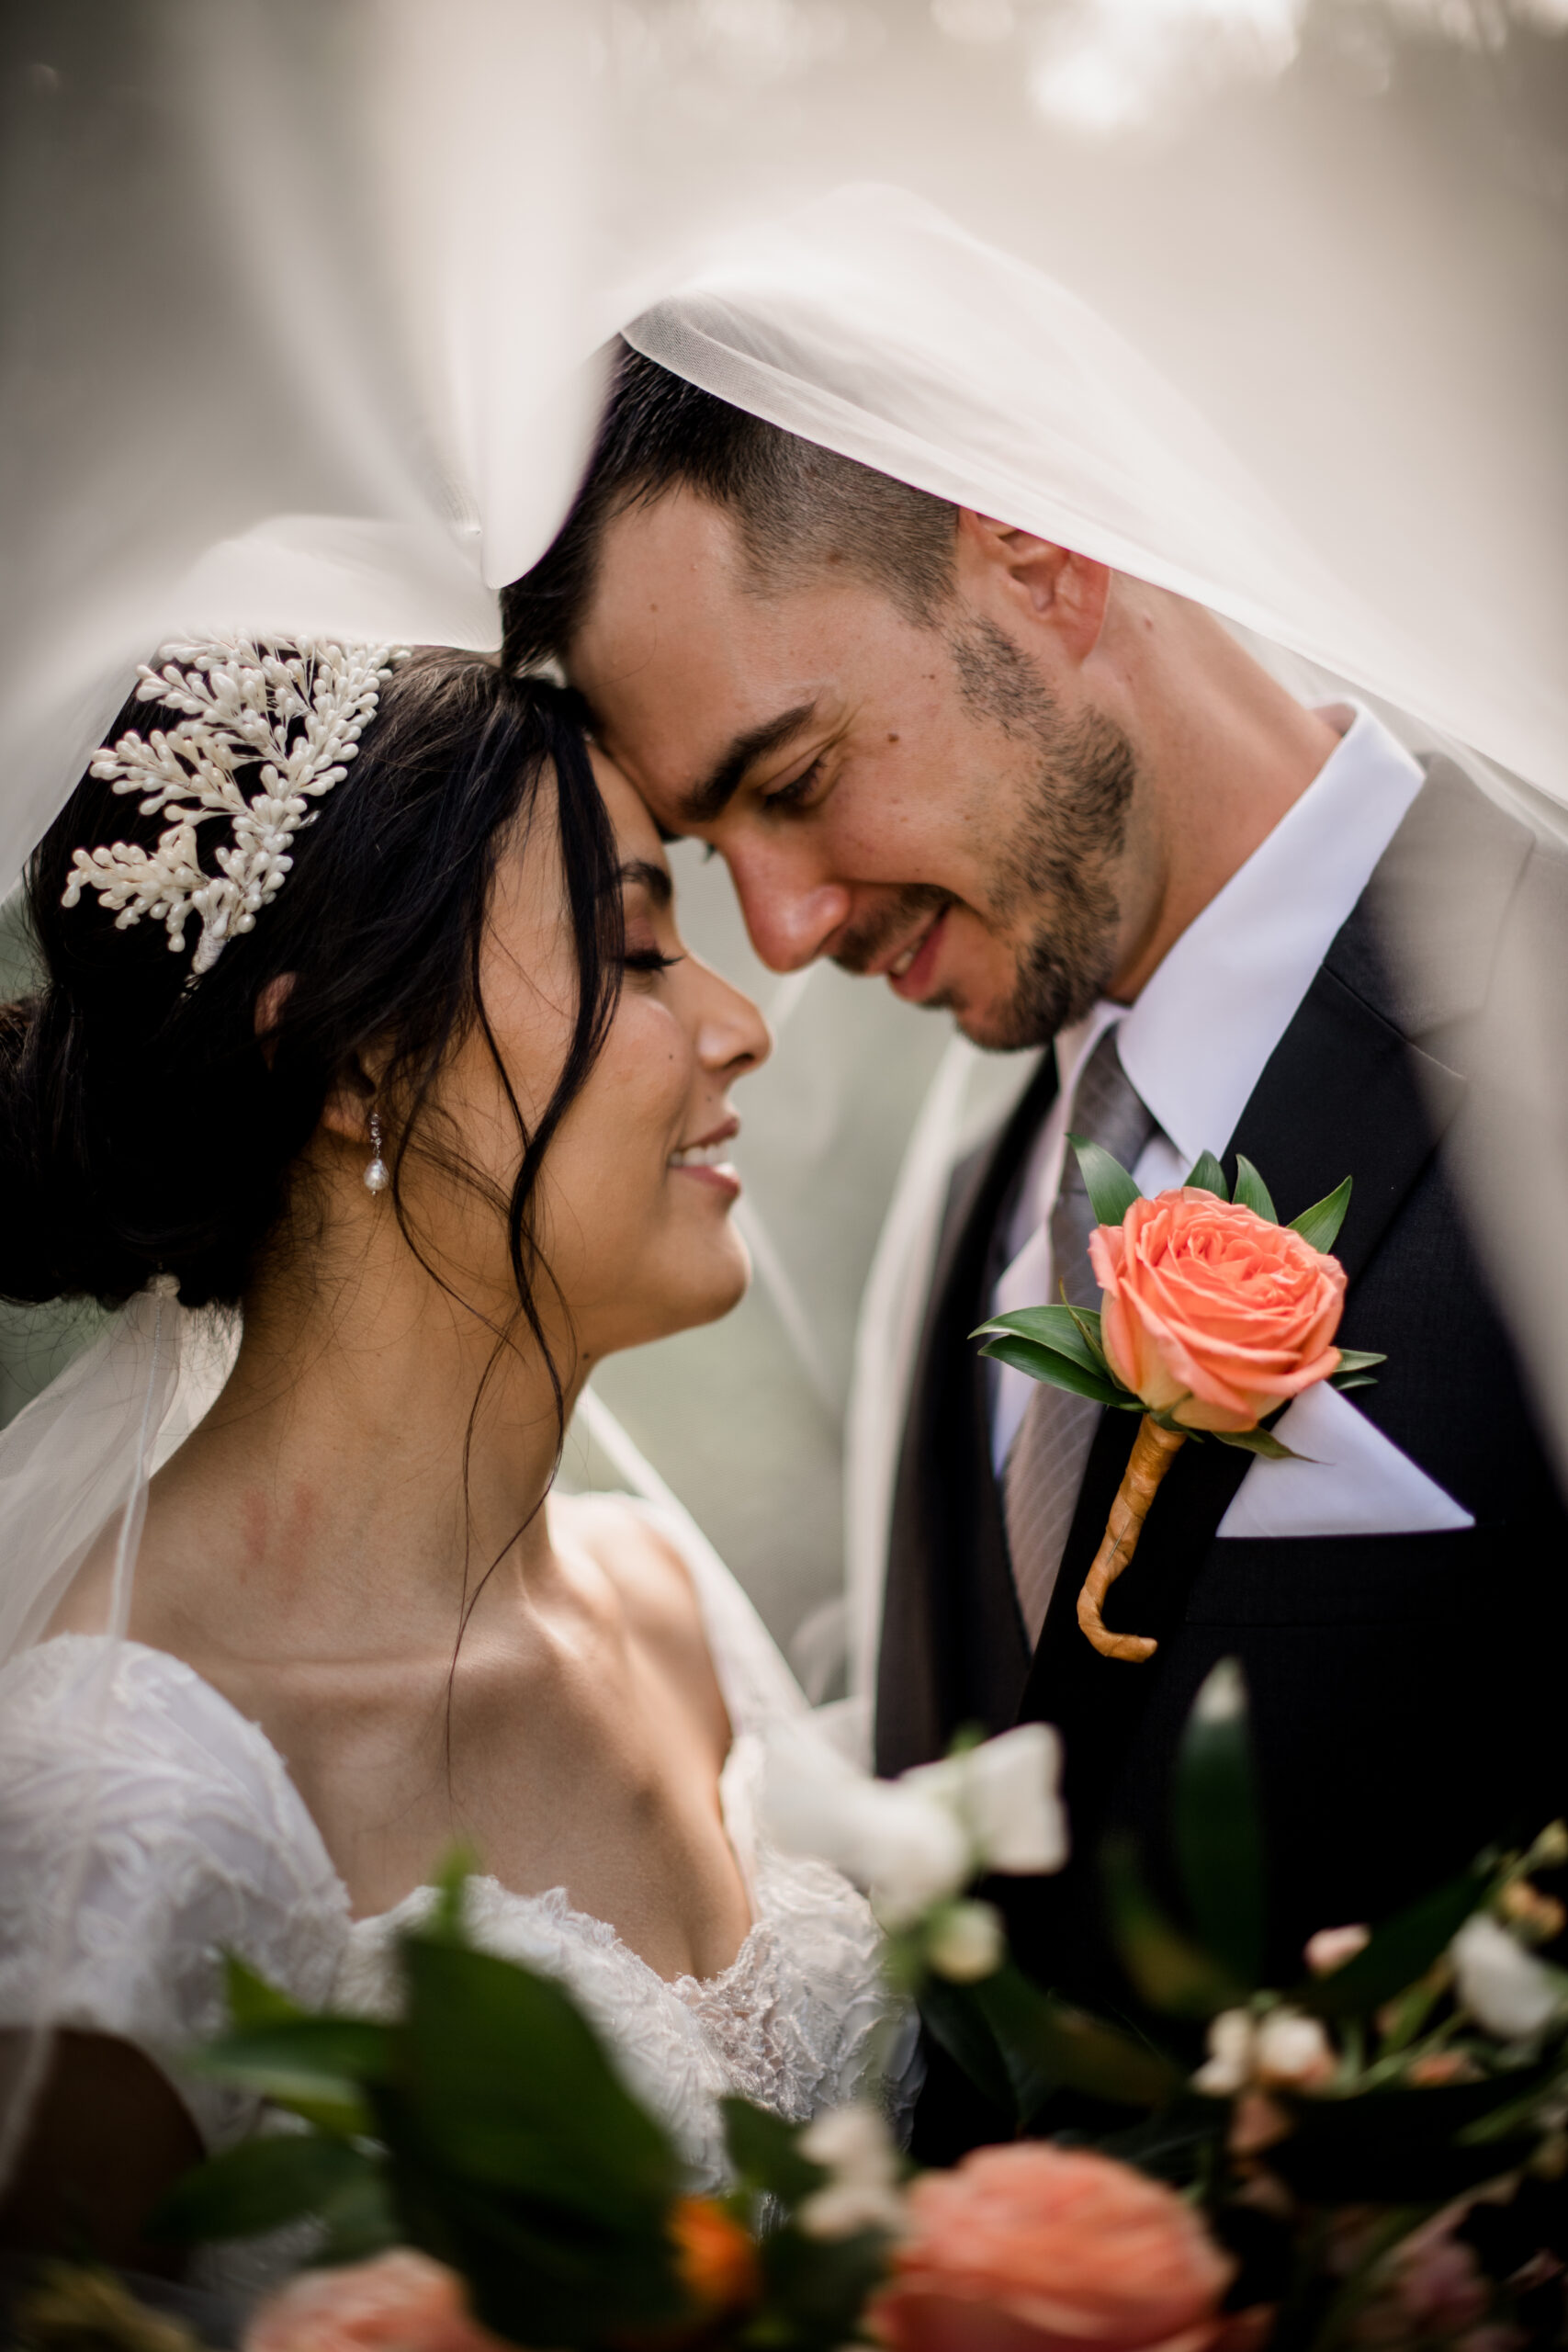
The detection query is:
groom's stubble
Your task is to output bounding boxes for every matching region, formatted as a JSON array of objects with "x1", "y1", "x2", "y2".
[{"x1": 829, "y1": 614, "x2": 1137, "y2": 1051}]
